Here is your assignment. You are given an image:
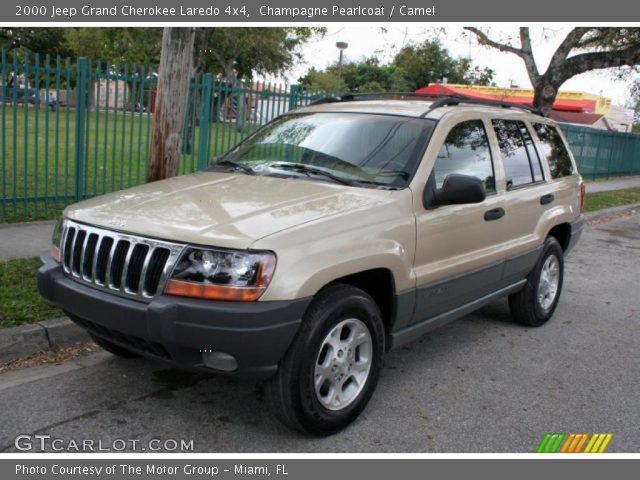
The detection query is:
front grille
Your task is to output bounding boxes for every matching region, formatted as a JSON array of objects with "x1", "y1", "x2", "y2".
[{"x1": 60, "y1": 219, "x2": 184, "y2": 301}]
